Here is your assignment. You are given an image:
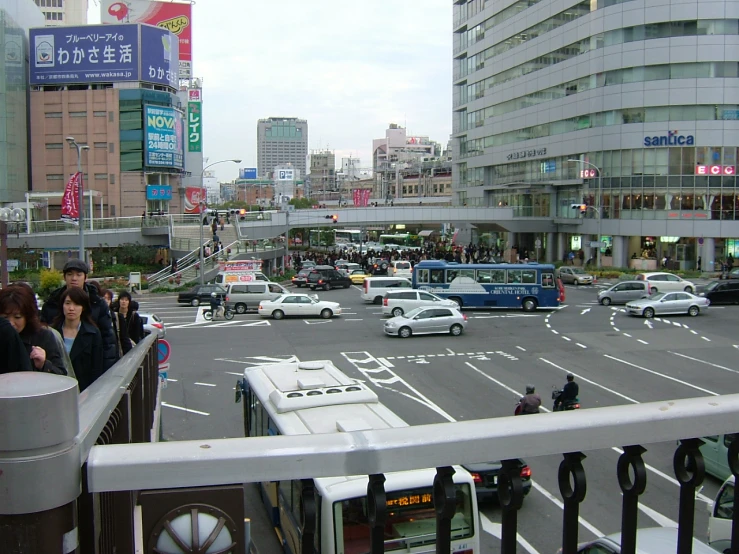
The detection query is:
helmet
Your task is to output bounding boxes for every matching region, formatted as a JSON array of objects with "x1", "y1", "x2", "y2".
[
  {"x1": 566, "y1": 373, "x2": 575, "y2": 381},
  {"x1": 525, "y1": 385, "x2": 535, "y2": 394},
  {"x1": 211, "y1": 292, "x2": 217, "y2": 297}
]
